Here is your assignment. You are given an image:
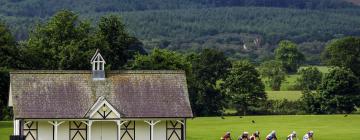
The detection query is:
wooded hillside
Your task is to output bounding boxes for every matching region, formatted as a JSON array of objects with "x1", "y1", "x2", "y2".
[{"x1": 0, "y1": 0, "x2": 359, "y2": 64}]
